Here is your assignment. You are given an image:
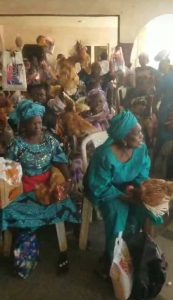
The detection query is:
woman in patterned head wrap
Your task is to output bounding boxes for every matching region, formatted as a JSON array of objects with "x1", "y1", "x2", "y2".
[
  {"x1": 1, "y1": 100, "x2": 79, "y2": 275},
  {"x1": 84, "y1": 110, "x2": 161, "y2": 277},
  {"x1": 85, "y1": 88, "x2": 113, "y2": 131}
]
